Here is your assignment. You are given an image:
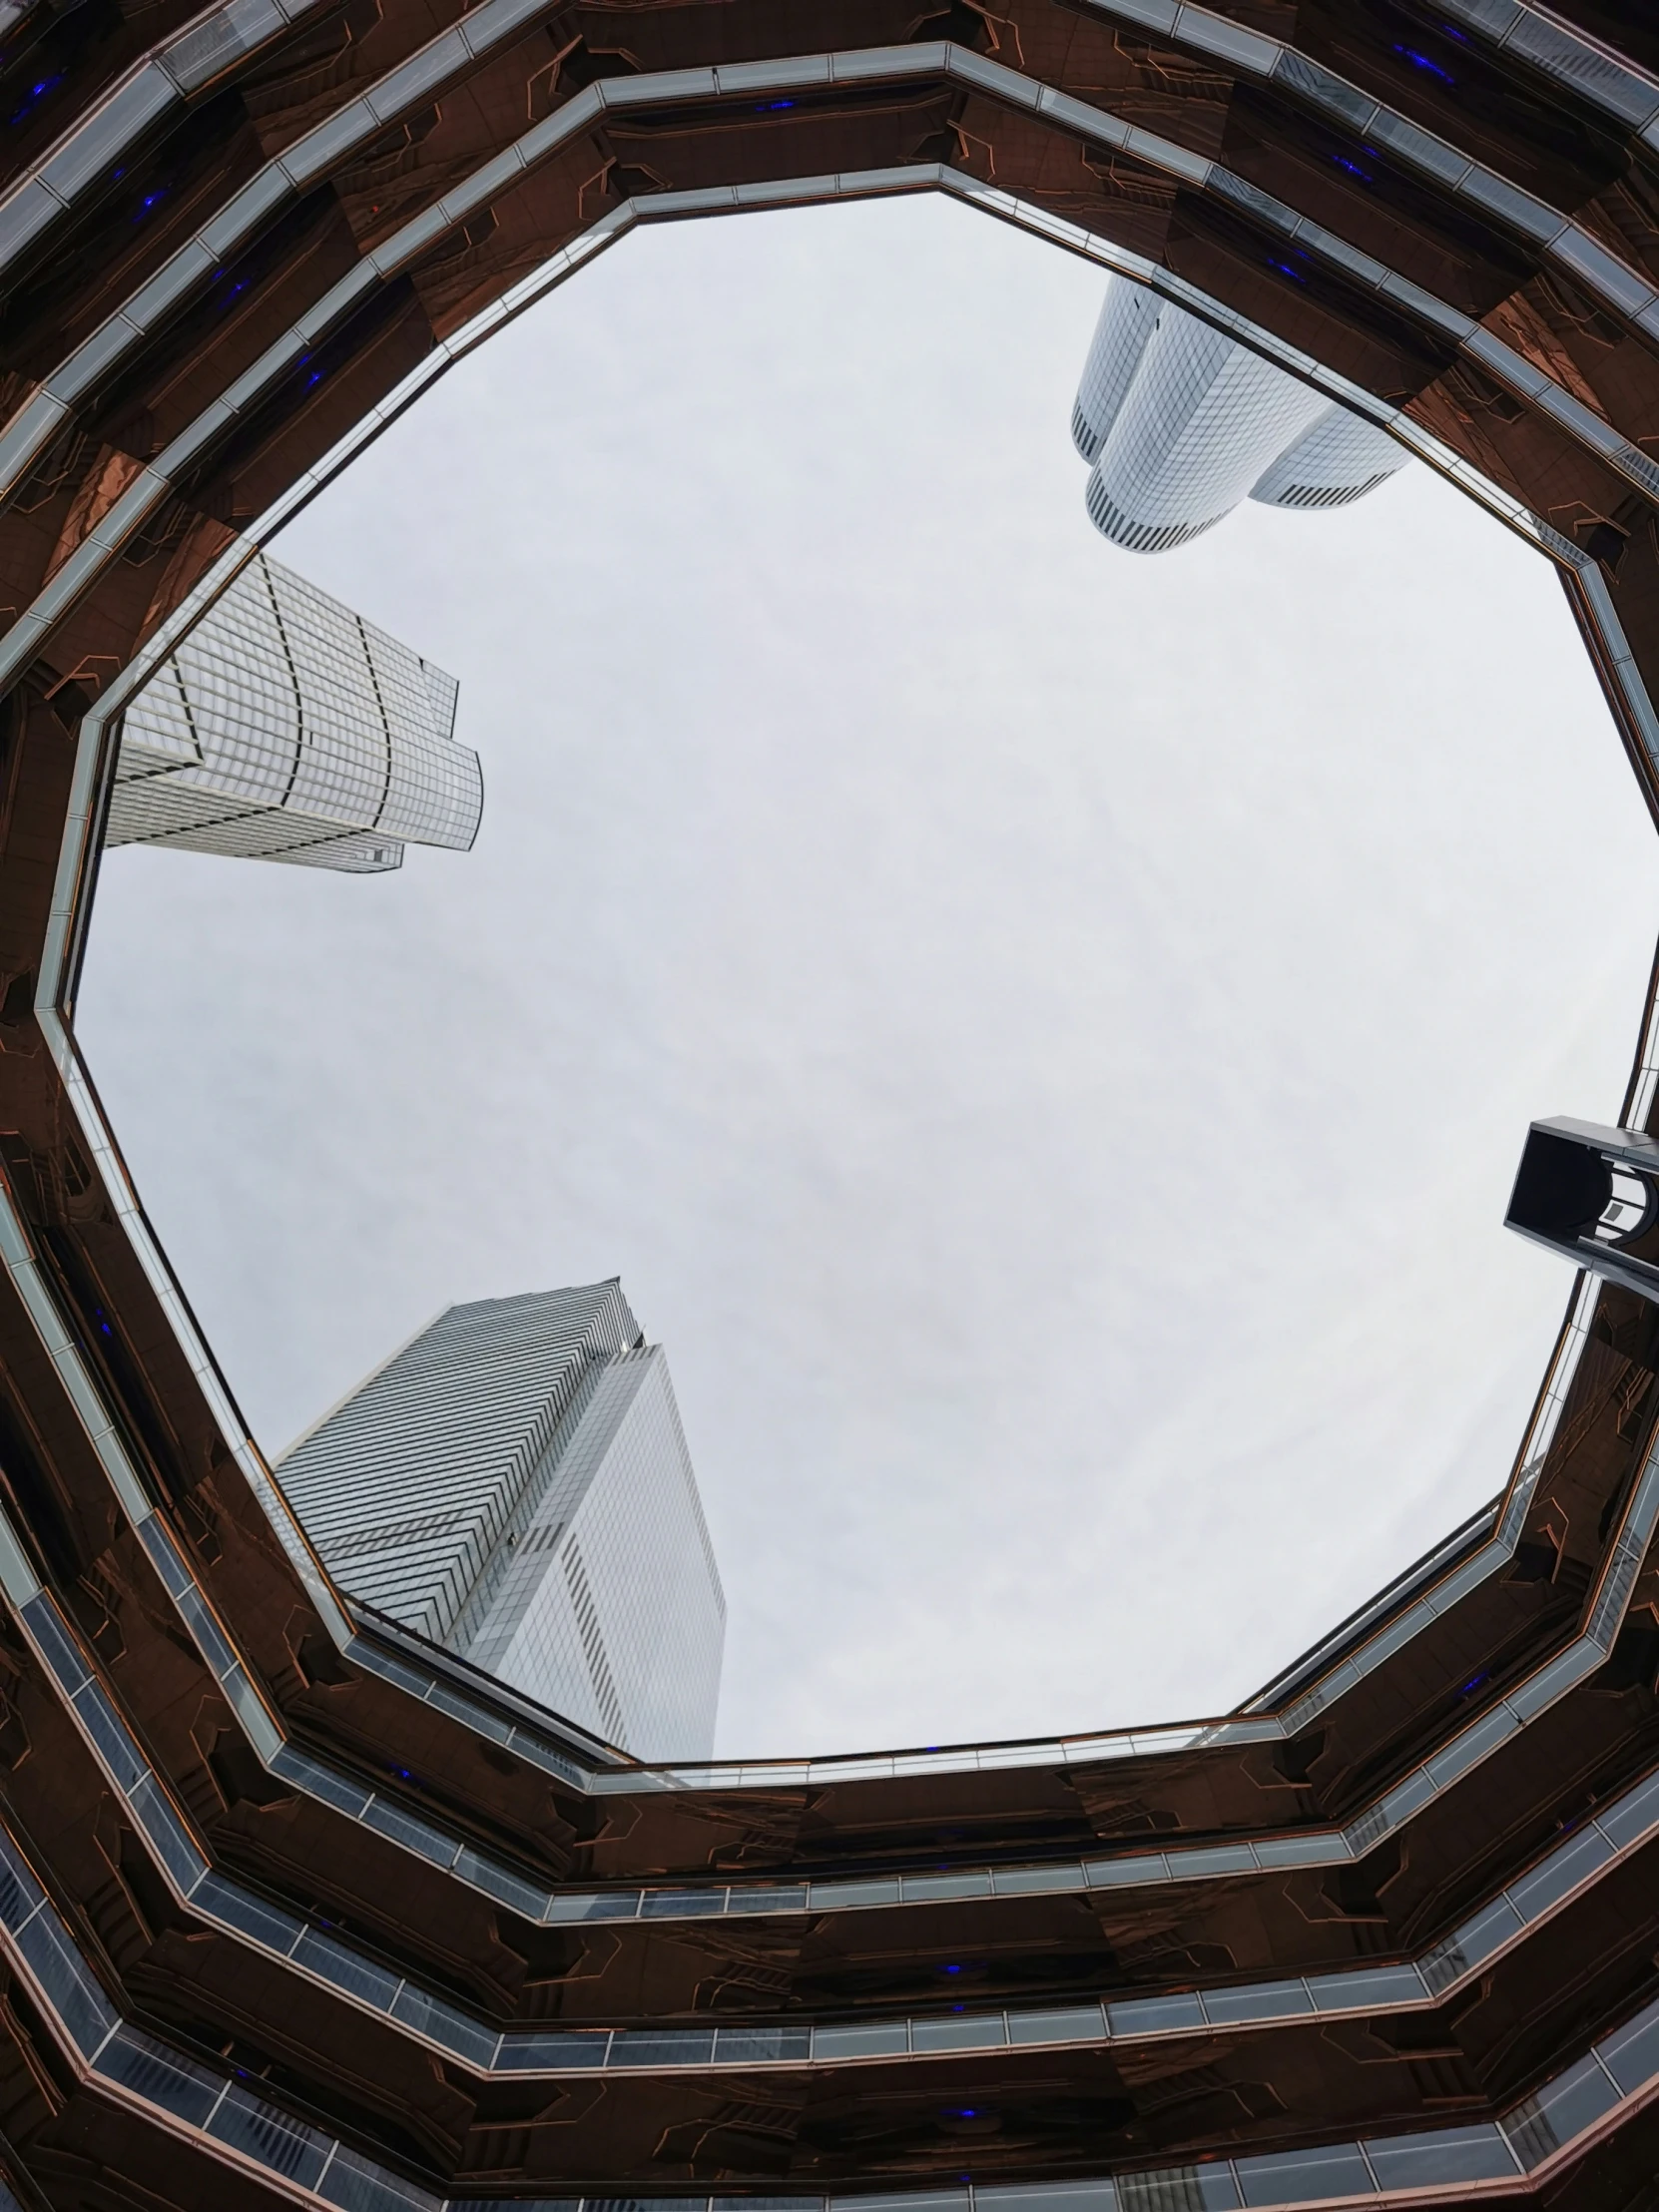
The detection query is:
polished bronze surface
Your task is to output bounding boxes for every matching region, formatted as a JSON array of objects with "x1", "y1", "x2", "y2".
[{"x1": 3, "y1": 2, "x2": 1659, "y2": 2206}]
